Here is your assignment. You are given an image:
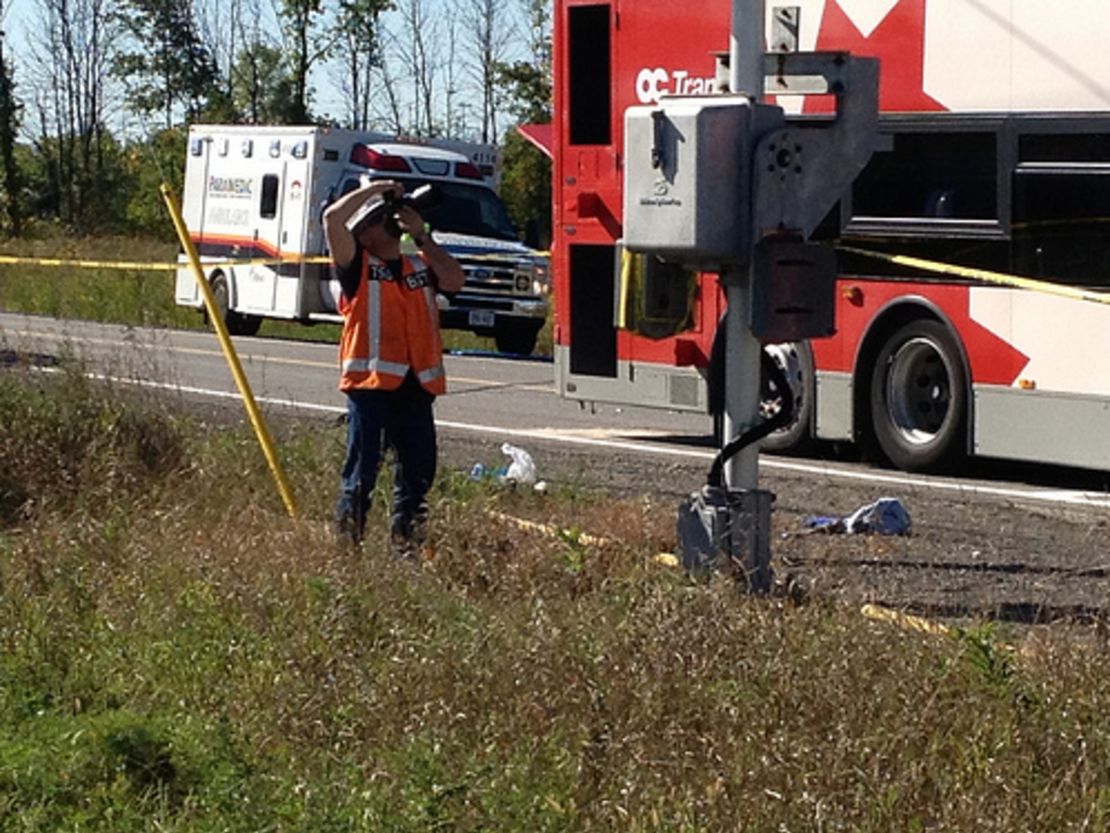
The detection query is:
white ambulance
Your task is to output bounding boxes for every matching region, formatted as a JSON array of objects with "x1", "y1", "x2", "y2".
[{"x1": 174, "y1": 125, "x2": 549, "y2": 354}]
